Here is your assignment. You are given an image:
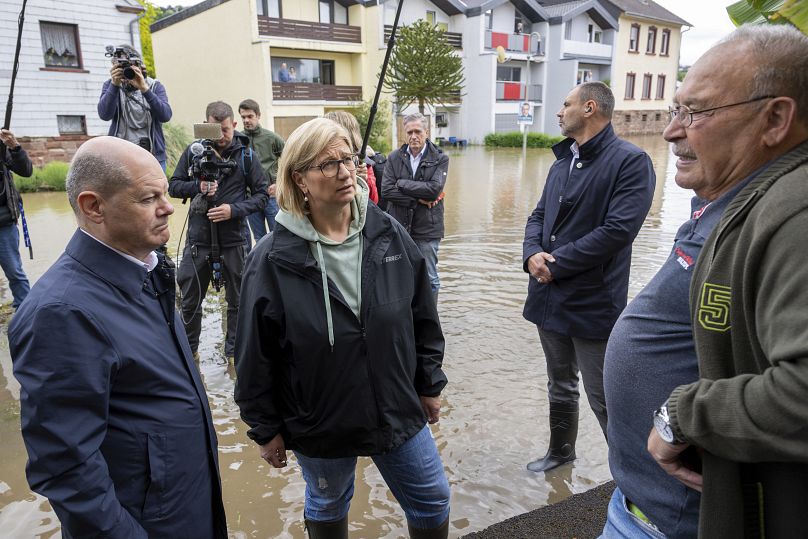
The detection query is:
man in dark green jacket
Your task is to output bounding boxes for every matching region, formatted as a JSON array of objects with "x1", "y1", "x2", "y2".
[
  {"x1": 648, "y1": 24, "x2": 808, "y2": 538},
  {"x1": 239, "y1": 99, "x2": 284, "y2": 242}
]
